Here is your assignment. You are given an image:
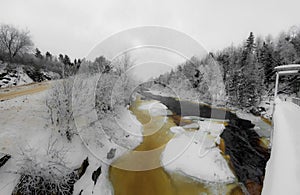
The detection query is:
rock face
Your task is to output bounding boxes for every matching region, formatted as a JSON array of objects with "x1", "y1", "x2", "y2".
[
  {"x1": 220, "y1": 120, "x2": 270, "y2": 194},
  {"x1": 0, "y1": 154, "x2": 11, "y2": 168},
  {"x1": 25, "y1": 68, "x2": 51, "y2": 82},
  {"x1": 92, "y1": 165, "x2": 102, "y2": 186}
]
